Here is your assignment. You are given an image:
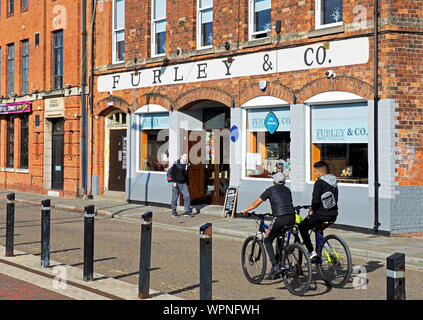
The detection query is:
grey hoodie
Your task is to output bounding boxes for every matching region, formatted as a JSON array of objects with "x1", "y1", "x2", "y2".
[{"x1": 311, "y1": 174, "x2": 339, "y2": 216}]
